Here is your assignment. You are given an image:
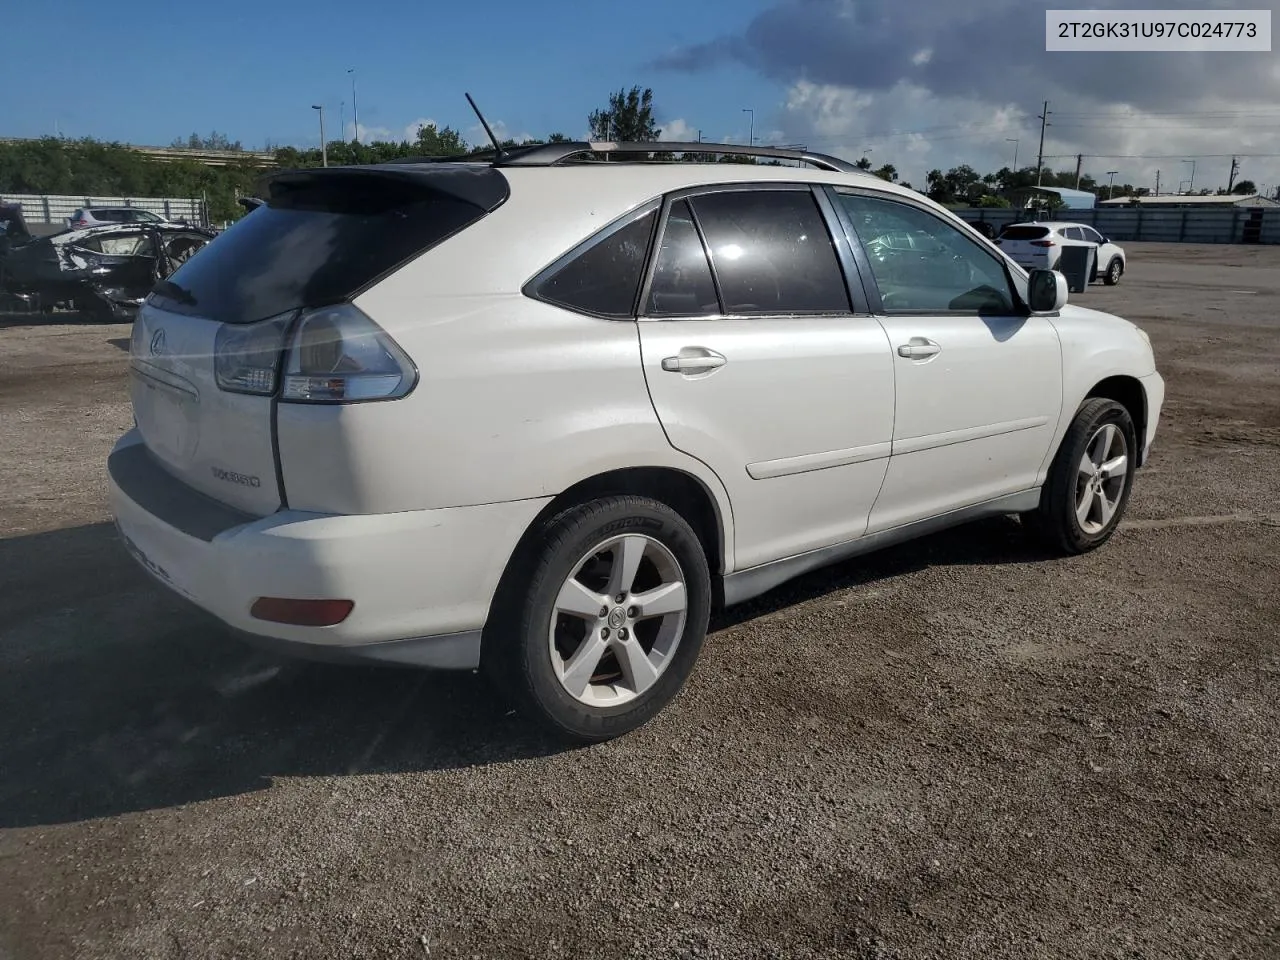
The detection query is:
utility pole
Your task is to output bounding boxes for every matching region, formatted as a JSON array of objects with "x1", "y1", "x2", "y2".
[
  {"x1": 1074, "y1": 153, "x2": 1083, "y2": 190},
  {"x1": 348, "y1": 69, "x2": 359, "y2": 145},
  {"x1": 1155, "y1": 169, "x2": 1161, "y2": 196},
  {"x1": 1183, "y1": 158, "x2": 1196, "y2": 194},
  {"x1": 742, "y1": 108, "x2": 754, "y2": 147},
  {"x1": 1035, "y1": 100, "x2": 1051, "y2": 188},
  {"x1": 1227, "y1": 156, "x2": 1240, "y2": 193},
  {"x1": 1006, "y1": 138, "x2": 1019, "y2": 170},
  {"x1": 312, "y1": 104, "x2": 327, "y2": 167},
  {"x1": 1106, "y1": 170, "x2": 1118, "y2": 198}
]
